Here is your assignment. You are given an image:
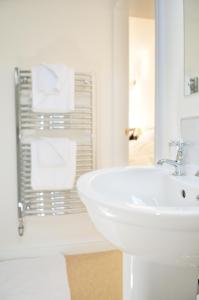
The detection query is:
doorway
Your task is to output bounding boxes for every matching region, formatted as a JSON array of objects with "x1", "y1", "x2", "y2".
[{"x1": 128, "y1": 0, "x2": 155, "y2": 165}]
